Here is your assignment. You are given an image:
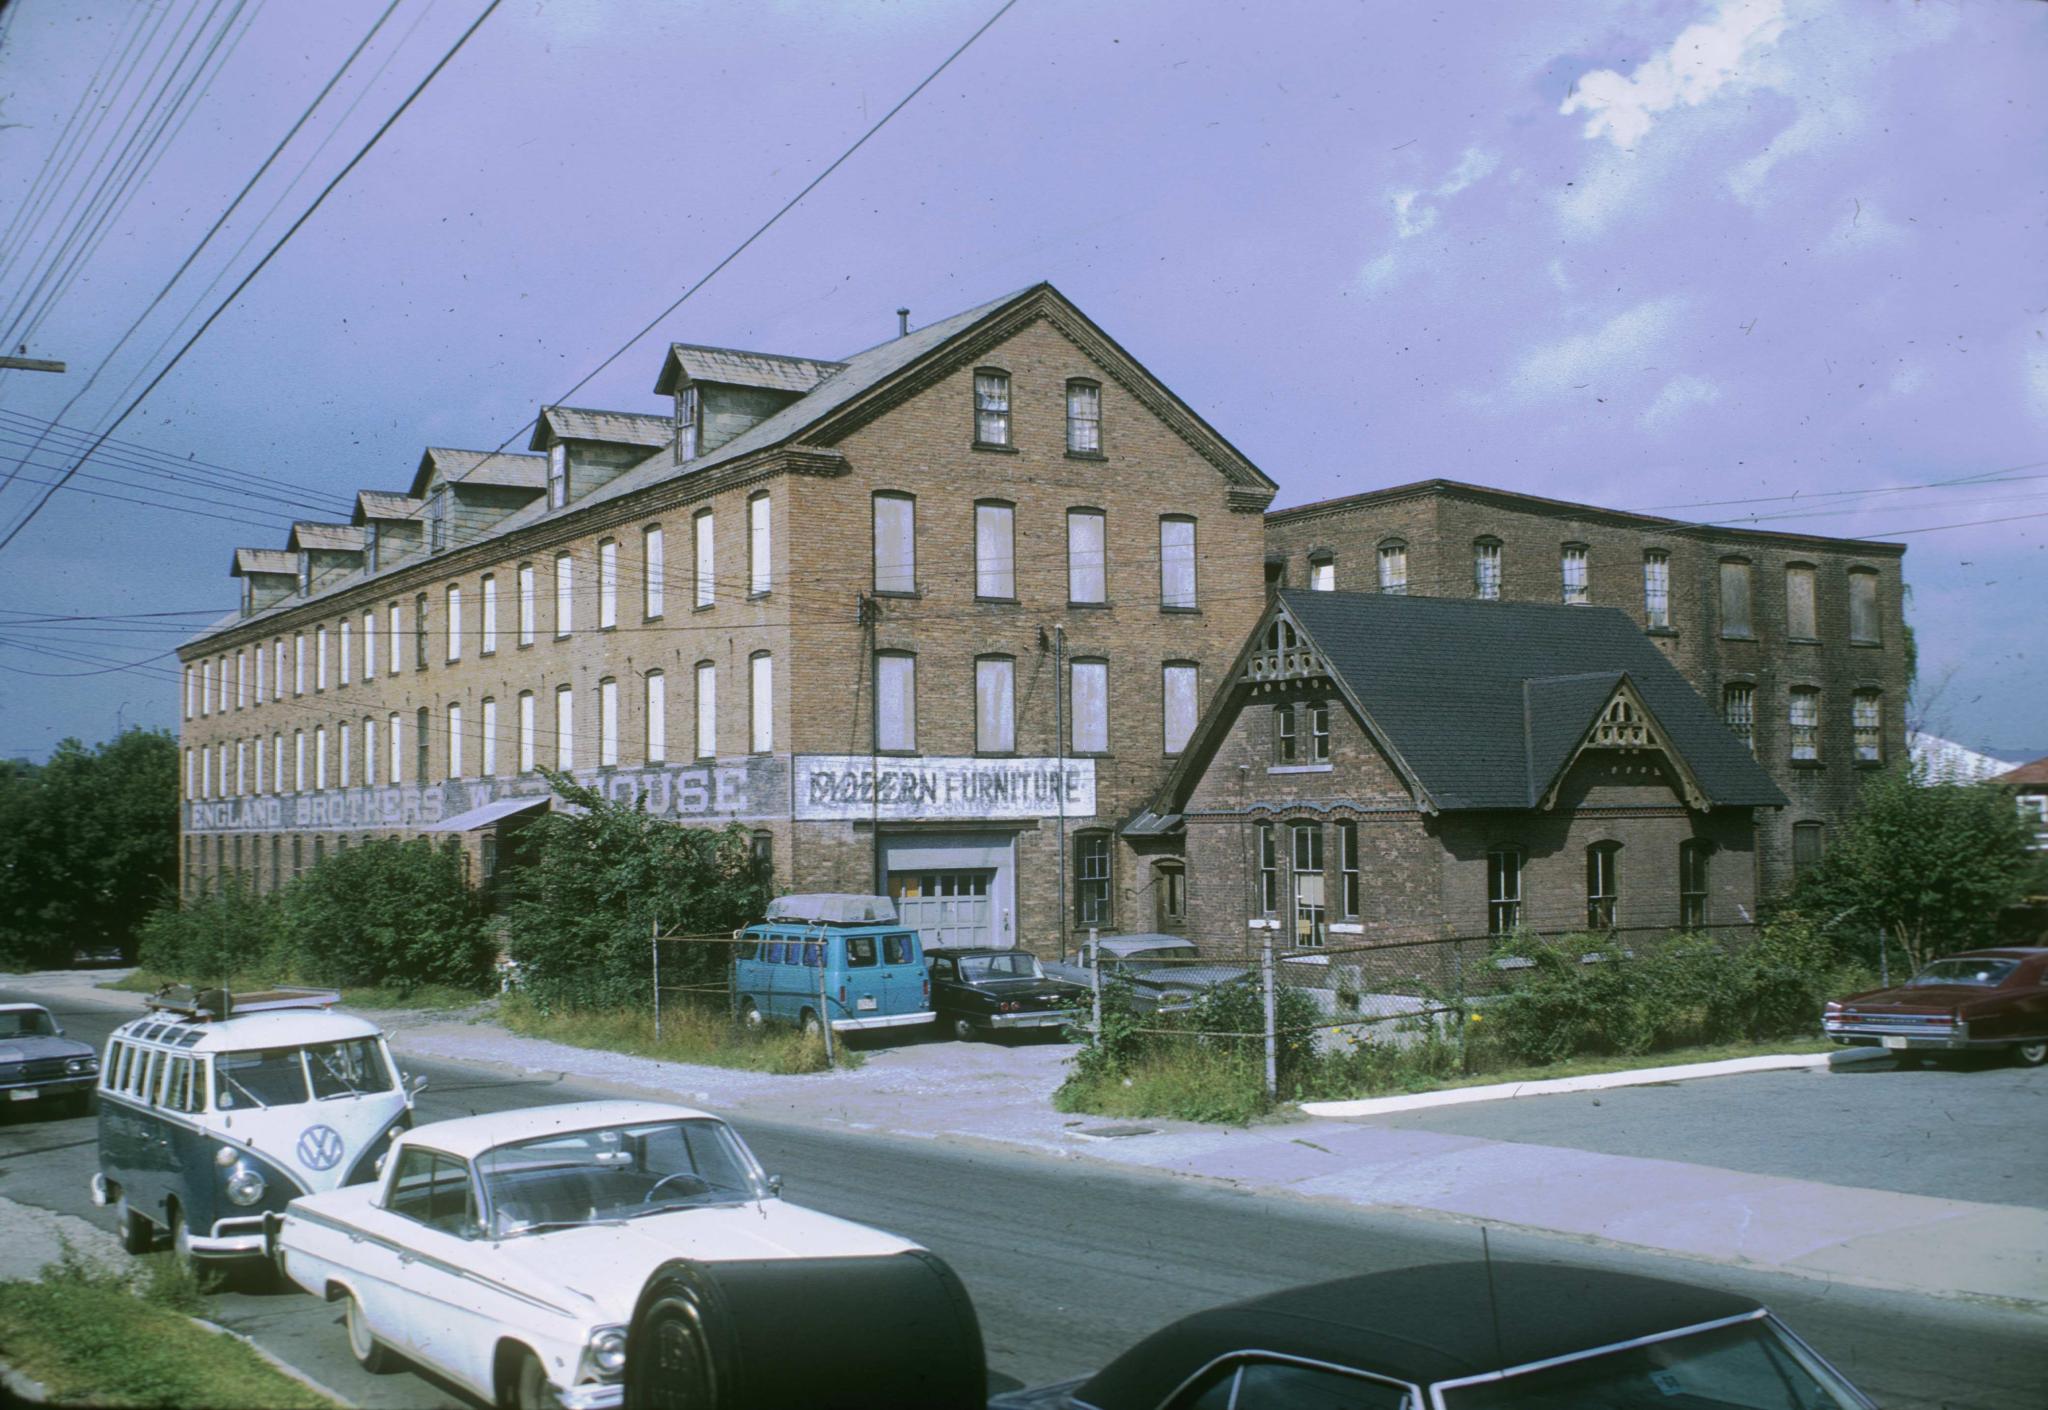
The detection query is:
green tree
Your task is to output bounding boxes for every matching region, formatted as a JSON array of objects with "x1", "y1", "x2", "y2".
[
  {"x1": 286, "y1": 838, "x2": 495, "y2": 992},
  {"x1": 504, "y1": 772, "x2": 771, "y2": 1010},
  {"x1": 1787, "y1": 768, "x2": 2036, "y2": 970}
]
